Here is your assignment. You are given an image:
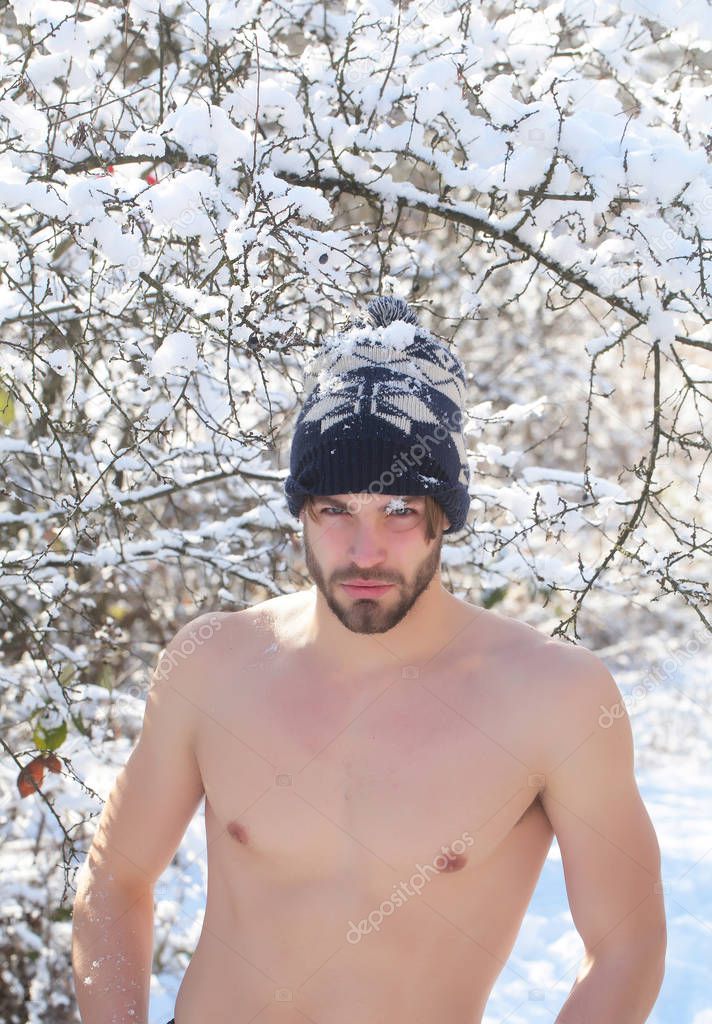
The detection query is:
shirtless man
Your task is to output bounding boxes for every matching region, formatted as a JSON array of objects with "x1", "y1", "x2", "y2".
[{"x1": 72, "y1": 297, "x2": 666, "y2": 1023}]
